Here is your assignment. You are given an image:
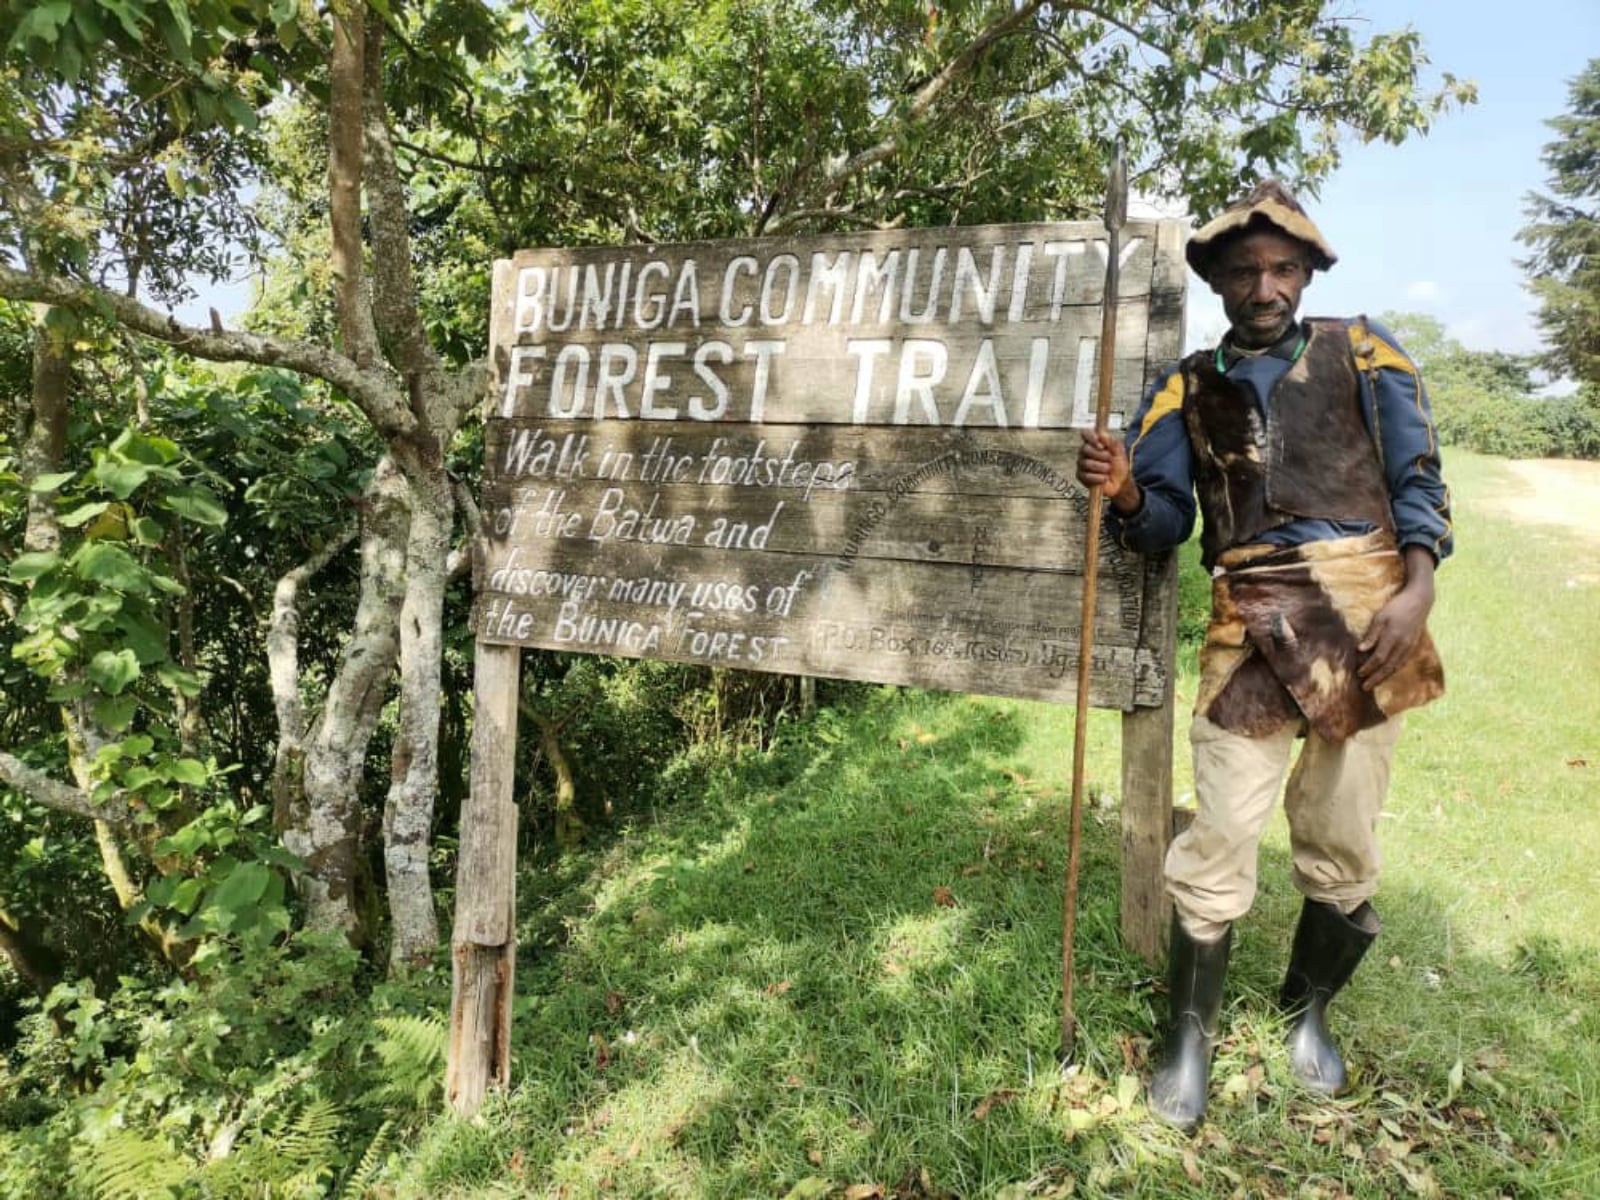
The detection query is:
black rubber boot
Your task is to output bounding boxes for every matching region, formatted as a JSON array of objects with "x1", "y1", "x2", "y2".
[
  {"x1": 1279, "y1": 899, "x2": 1379, "y2": 1094},
  {"x1": 1148, "y1": 918, "x2": 1232, "y2": 1133}
]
